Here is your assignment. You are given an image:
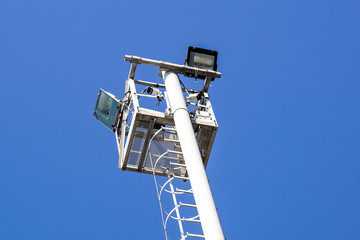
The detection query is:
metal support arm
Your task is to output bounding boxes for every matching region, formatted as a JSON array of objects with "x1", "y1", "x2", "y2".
[{"x1": 125, "y1": 55, "x2": 221, "y2": 80}]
